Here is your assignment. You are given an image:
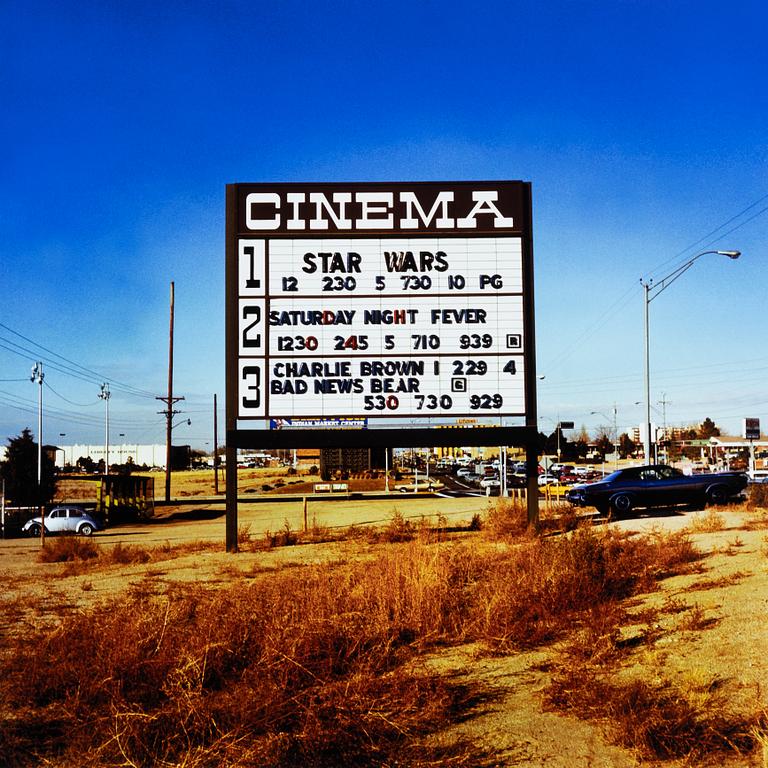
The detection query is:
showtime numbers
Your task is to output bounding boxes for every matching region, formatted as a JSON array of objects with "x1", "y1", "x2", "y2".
[
  {"x1": 276, "y1": 335, "x2": 319, "y2": 352},
  {"x1": 469, "y1": 393, "x2": 503, "y2": 409},
  {"x1": 415, "y1": 394, "x2": 453, "y2": 410},
  {"x1": 459, "y1": 333, "x2": 493, "y2": 350},
  {"x1": 364, "y1": 394, "x2": 400, "y2": 411}
]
